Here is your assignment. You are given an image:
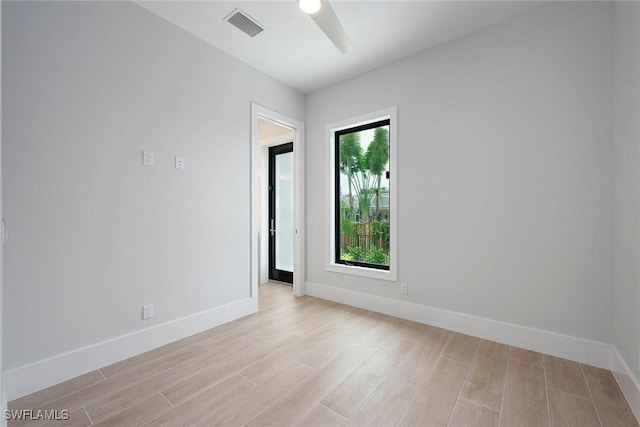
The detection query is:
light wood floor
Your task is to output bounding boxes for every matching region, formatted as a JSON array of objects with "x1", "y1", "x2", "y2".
[{"x1": 9, "y1": 283, "x2": 639, "y2": 427}]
